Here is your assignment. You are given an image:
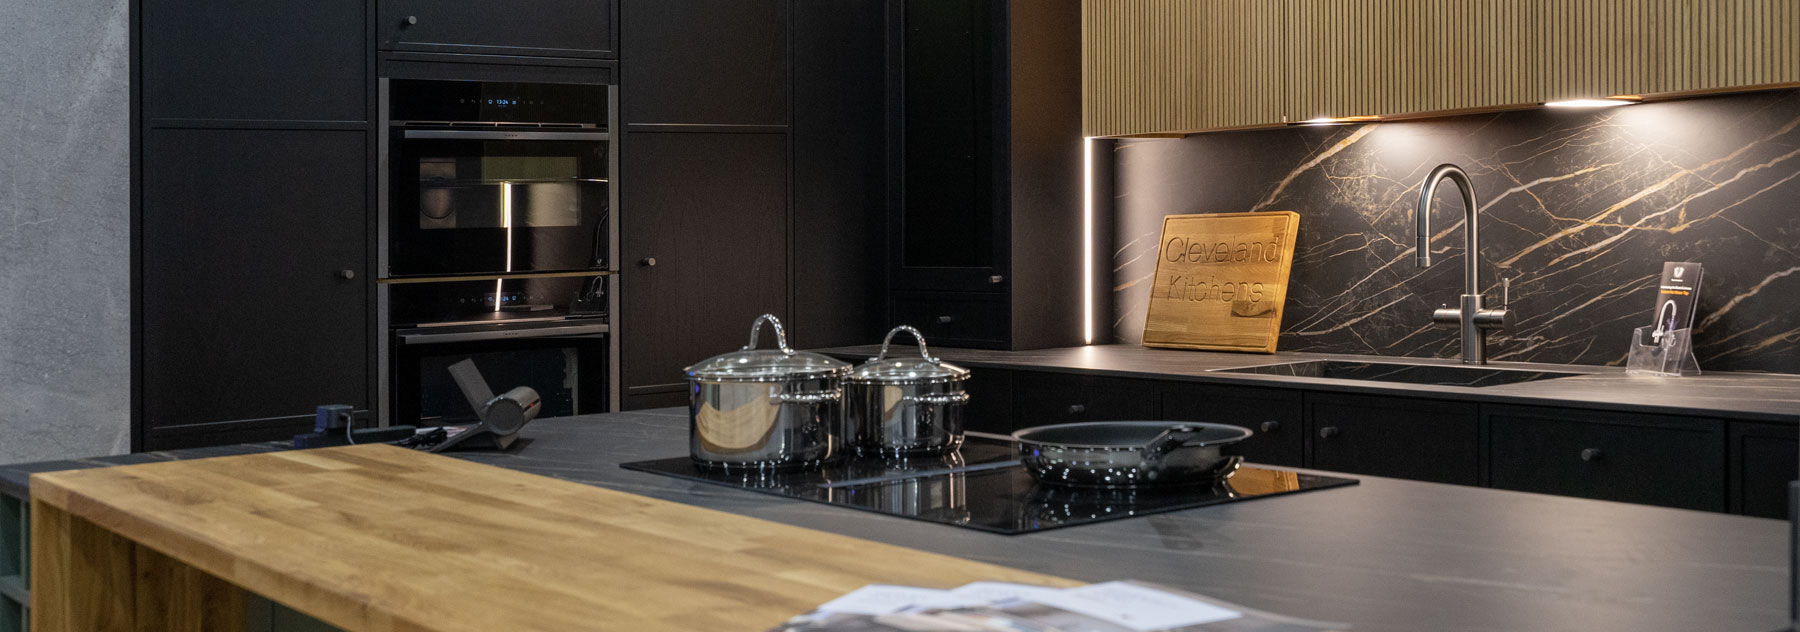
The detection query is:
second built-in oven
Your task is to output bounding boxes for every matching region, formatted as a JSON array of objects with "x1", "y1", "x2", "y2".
[{"x1": 386, "y1": 79, "x2": 613, "y2": 278}]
